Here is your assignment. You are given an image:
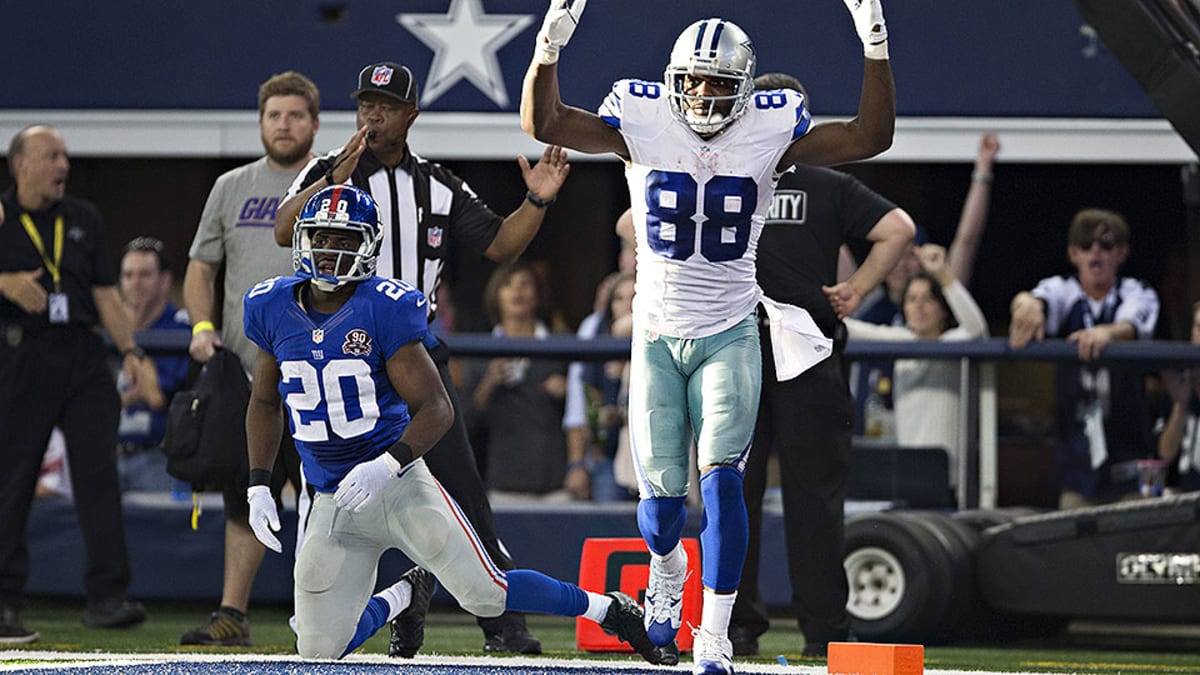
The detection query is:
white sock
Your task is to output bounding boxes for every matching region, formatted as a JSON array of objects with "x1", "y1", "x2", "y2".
[
  {"x1": 583, "y1": 591, "x2": 611, "y2": 623},
  {"x1": 378, "y1": 577, "x2": 414, "y2": 622},
  {"x1": 699, "y1": 589, "x2": 737, "y2": 636},
  {"x1": 653, "y1": 541, "x2": 687, "y2": 576}
]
